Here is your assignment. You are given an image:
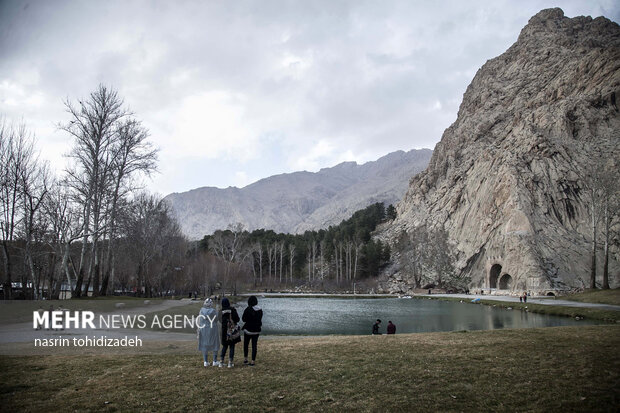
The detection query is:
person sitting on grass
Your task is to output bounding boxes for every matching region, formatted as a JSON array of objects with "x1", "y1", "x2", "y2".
[
  {"x1": 198, "y1": 298, "x2": 220, "y2": 367},
  {"x1": 219, "y1": 297, "x2": 241, "y2": 368},
  {"x1": 387, "y1": 320, "x2": 396, "y2": 335},
  {"x1": 242, "y1": 295, "x2": 263, "y2": 366},
  {"x1": 372, "y1": 319, "x2": 382, "y2": 335}
]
